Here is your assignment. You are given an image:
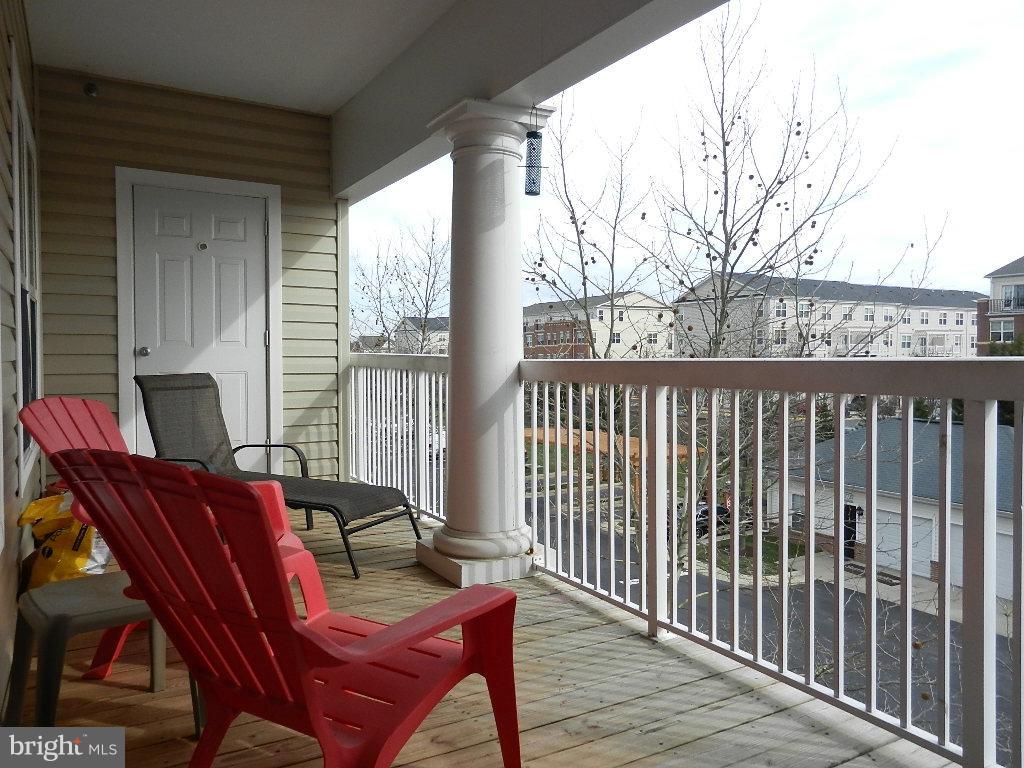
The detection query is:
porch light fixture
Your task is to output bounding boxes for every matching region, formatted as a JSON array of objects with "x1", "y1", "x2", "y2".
[{"x1": 524, "y1": 129, "x2": 543, "y2": 196}]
